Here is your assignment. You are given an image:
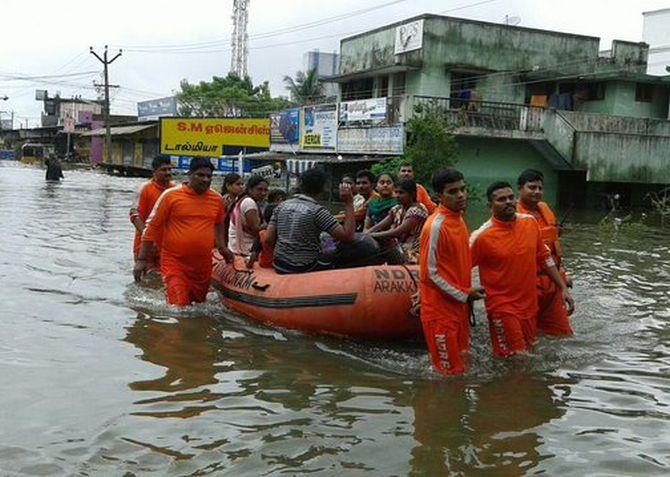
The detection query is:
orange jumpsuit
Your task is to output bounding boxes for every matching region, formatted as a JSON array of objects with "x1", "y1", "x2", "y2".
[
  {"x1": 142, "y1": 183, "x2": 225, "y2": 306},
  {"x1": 518, "y1": 202, "x2": 573, "y2": 336},
  {"x1": 130, "y1": 179, "x2": 174, "y2": 268},
  {"x1": 416, "y1": 184, "x2": 437, "y2": 215},
  {"x1": 470, "y1": 214, "x2": 554, "y2": 357},
  {"x1": 419, "y1": 205, "x2": 472, "y2": 375}
]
